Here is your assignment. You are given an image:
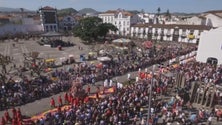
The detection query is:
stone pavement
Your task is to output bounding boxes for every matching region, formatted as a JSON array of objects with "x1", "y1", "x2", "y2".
[{"x1": 0, "y1": 36, "x2": 149, "y2": 118}]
